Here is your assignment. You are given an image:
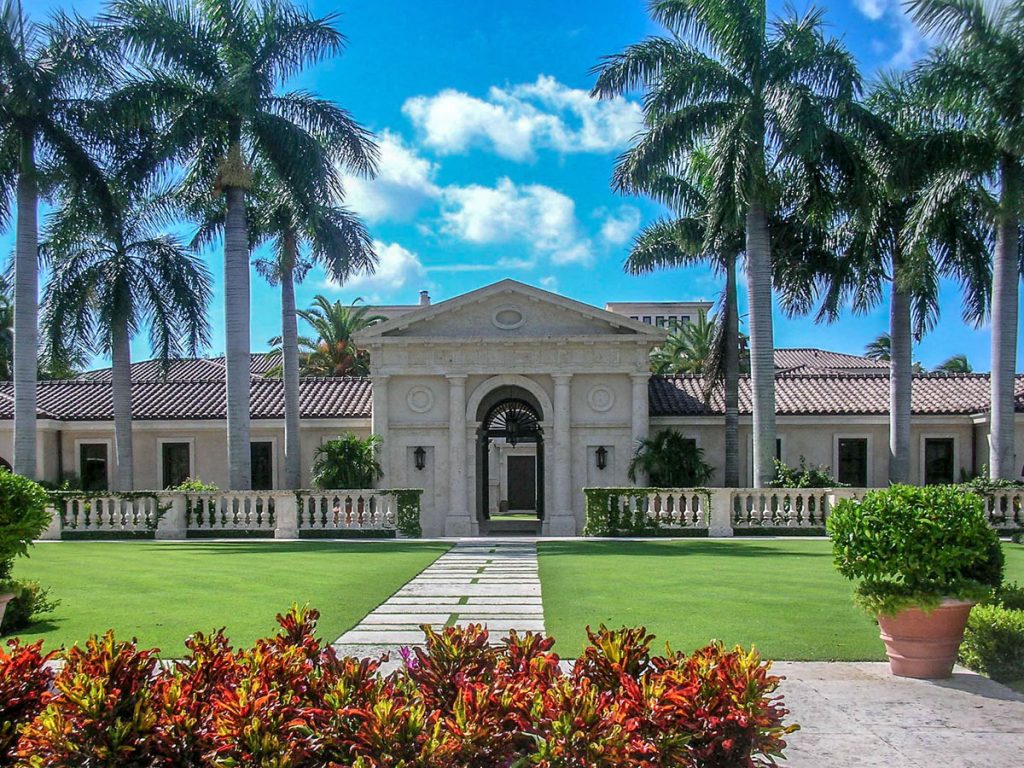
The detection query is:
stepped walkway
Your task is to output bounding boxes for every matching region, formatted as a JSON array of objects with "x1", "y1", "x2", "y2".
[{"x1": 333, "y1": 539, "x2": 542, "y2": 656}]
